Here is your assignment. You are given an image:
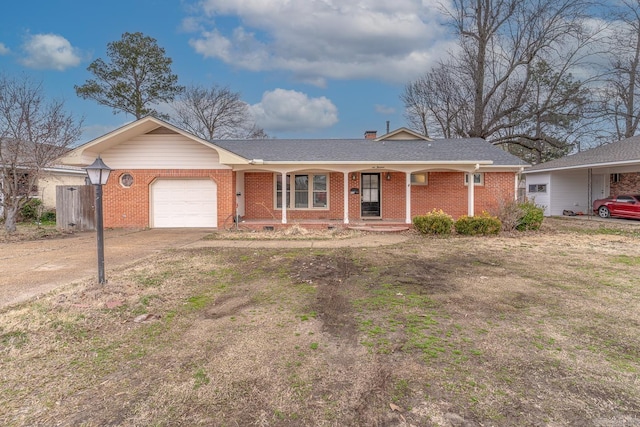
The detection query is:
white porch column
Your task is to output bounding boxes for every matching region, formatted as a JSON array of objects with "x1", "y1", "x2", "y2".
[
  {"x1": 467, "y1": 171, "x2": 476, "y2": 217},
  {"x1": 343, "y1": 171, "x2": 350, "y2": 224},
  {"x1": 281, "y1": 171, "x2": 288, "y2": 224},
  {"x1": 405, "y1": 172, "x2": 412, "y2": 224}
]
